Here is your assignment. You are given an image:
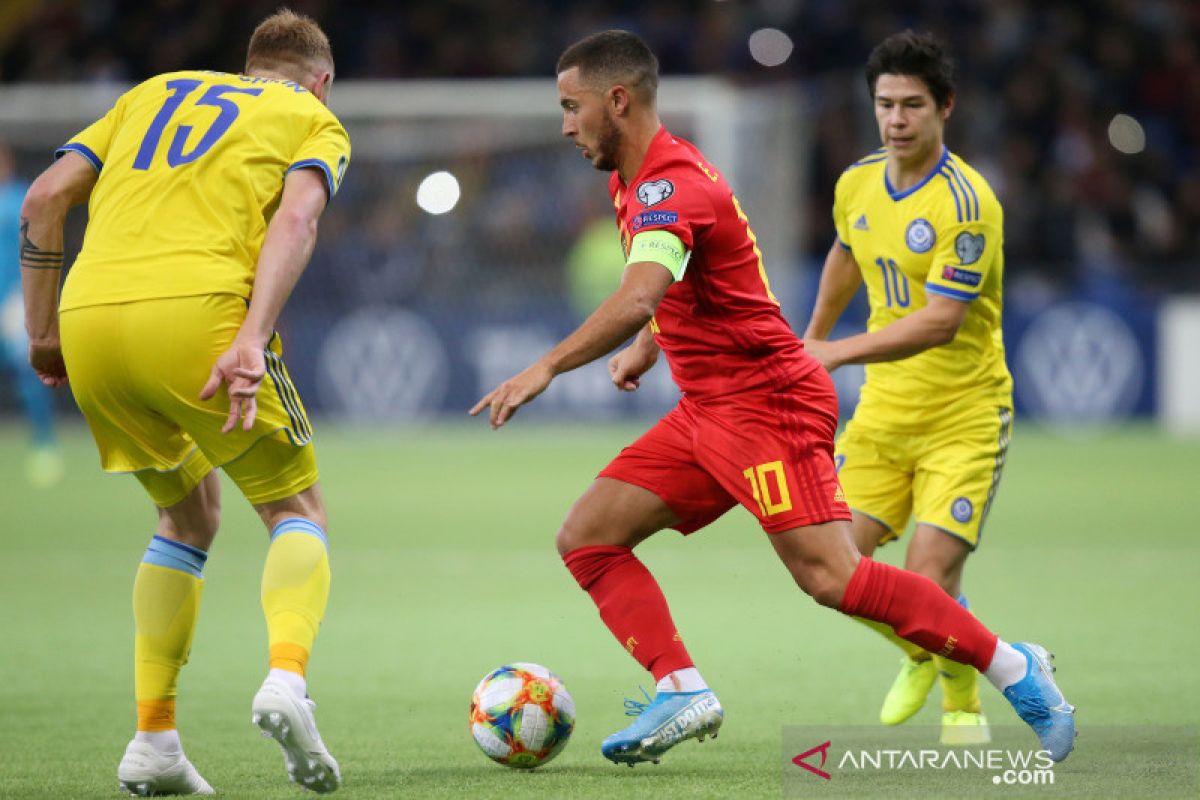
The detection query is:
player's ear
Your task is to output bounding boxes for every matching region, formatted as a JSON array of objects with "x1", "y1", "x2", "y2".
[
  {"x1": 311, "y1": 71, "x2": 333, "y2": 104},
  {"x1": 608, "y1": 84, "x2": 631, "y2": 116},
  {"x1": 940, "y1": 92, "x2": 955, "y2": 121}
]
